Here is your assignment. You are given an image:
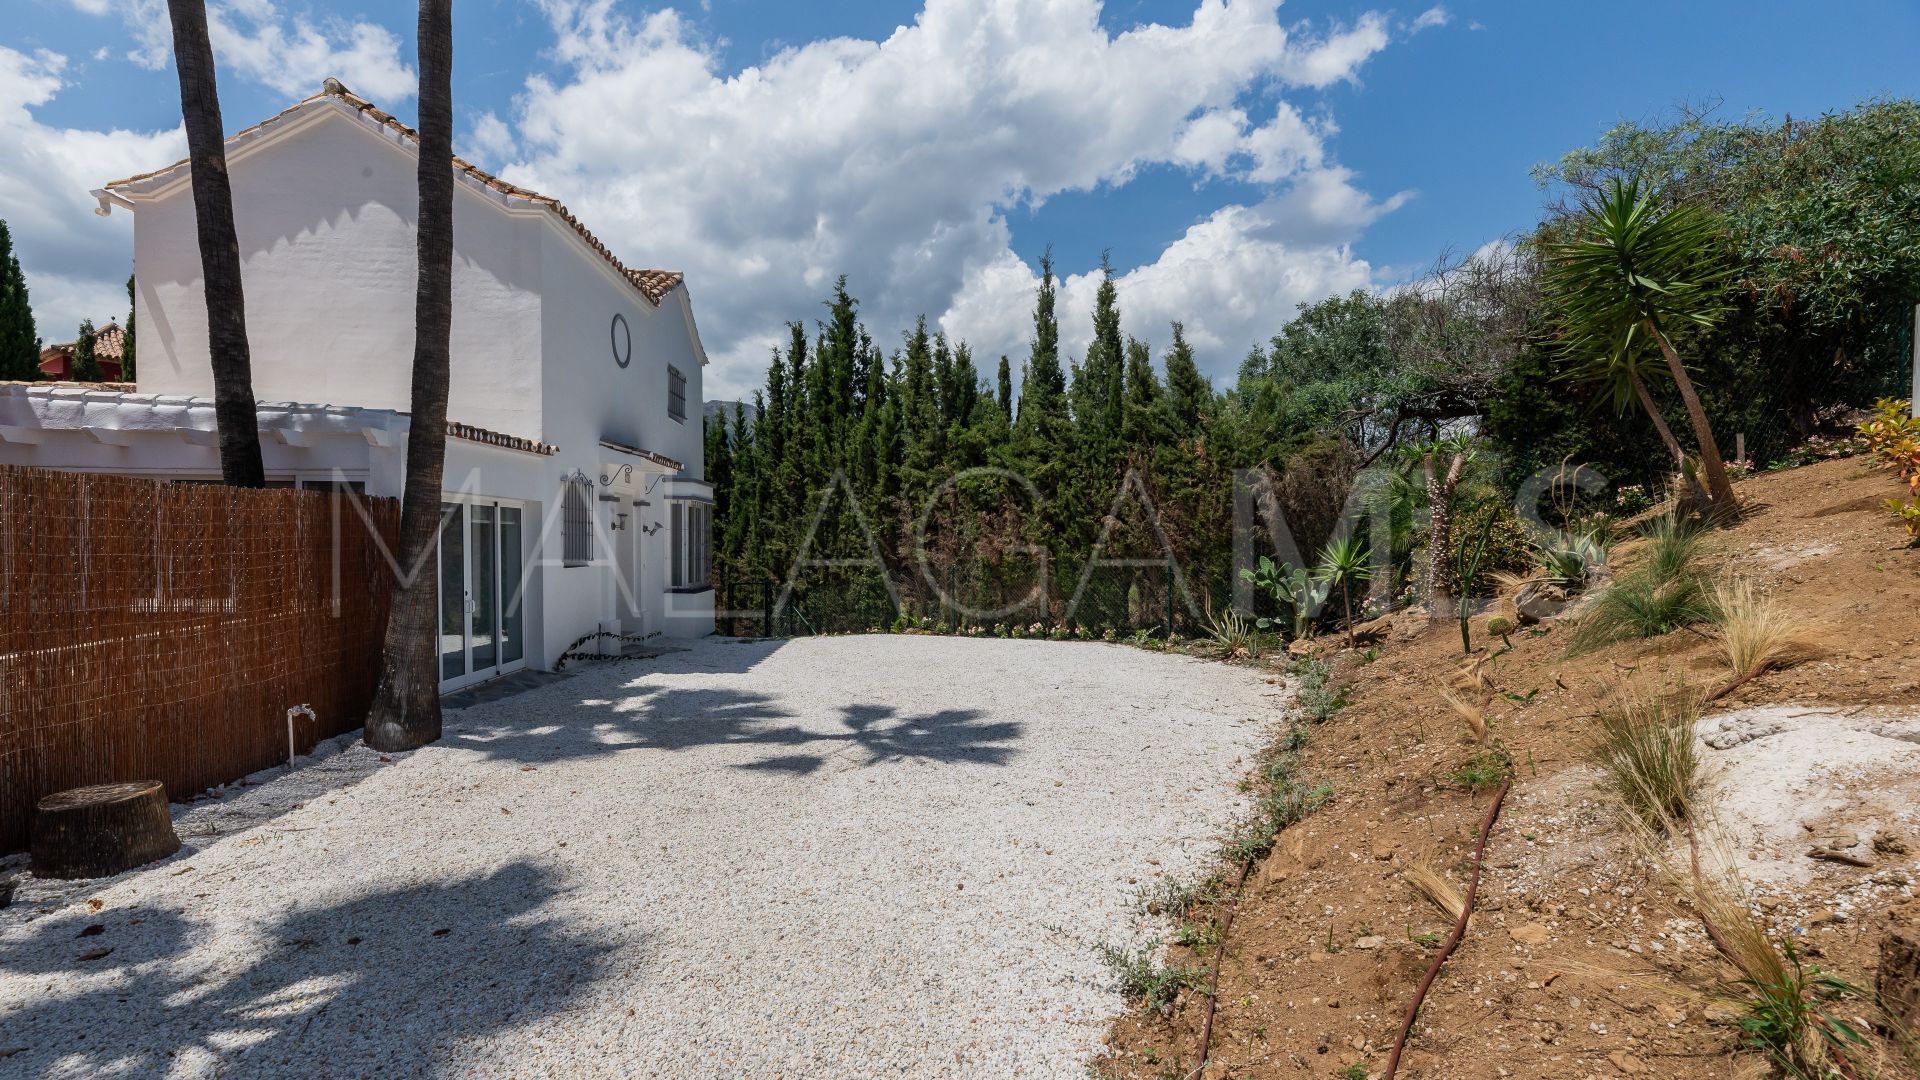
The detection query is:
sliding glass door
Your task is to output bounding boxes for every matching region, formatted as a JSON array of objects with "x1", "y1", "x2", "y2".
[{"x1": 438, "y1": 500, "x2": 526, "y2": 690}]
